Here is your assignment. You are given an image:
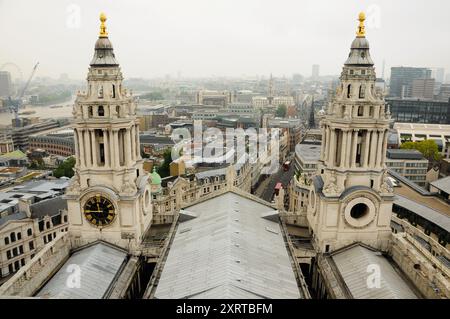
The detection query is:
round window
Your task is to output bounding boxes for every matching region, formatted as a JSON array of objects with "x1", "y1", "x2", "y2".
[{"x1": 350, "y1": 203, "x2": 369, "y2": 219}]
